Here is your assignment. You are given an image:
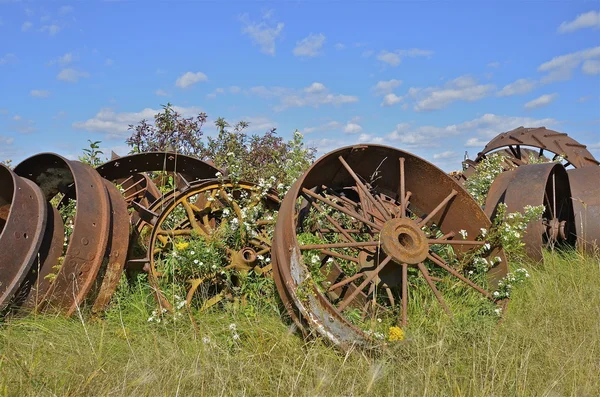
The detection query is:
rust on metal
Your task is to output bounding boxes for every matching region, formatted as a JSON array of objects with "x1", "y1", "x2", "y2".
[
  {"x1": 272, "y1": 144, "x2": 508, "y2": 349},
  {"x1": 485, "y1": 163, "x2": 575, "y2": 261},
  {"x1": 0, "y1": 164, "x2": 48, "y2": 311},
  {"x1": 96, "y1": 152, "x2": 220, "y2": 185},
  {"x1": 567, "y1": 167, "x2": 600, "y2": 253},
  {"x1": 91, "y1": 180, "x2": 130, "y2": 314},
  {"x1": 15, "y1": 154, "x2": 111, "y2": 314},
  {"x1": 475, "y1": 126, "x2": 599, "y2": 168}
]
